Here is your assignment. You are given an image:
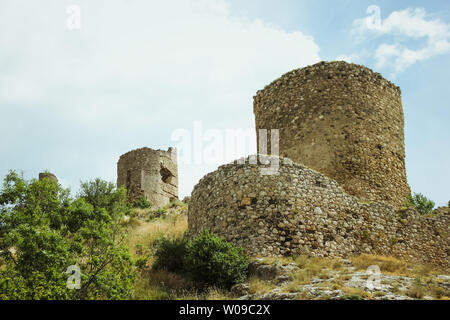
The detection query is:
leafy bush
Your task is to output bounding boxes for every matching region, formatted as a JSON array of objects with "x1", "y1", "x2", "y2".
[
  {"x1": 132, "y1": 196, "x2": 152, "y2": 209},
  {"x1": 405, "y1": 193, "x2": 435, "y2": 215},
  {"x1": 184, "y1": 231, "x2": 249, "y2": 289},
  {"x1": 135, "y1": 256, "x2": 150, "y2": 270},
  {"x1": 152, "y1": 236, "x2": 188, "y2": 273},
  {"x1": 147, "y1": 207, "x2": 167, "y2": 220},
  {"x1": 0, "y1": 171, "x2": 135, "y2": 300},
  {"x1": 151, "y1": 231, "x2": 249, "y2": 290}
]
